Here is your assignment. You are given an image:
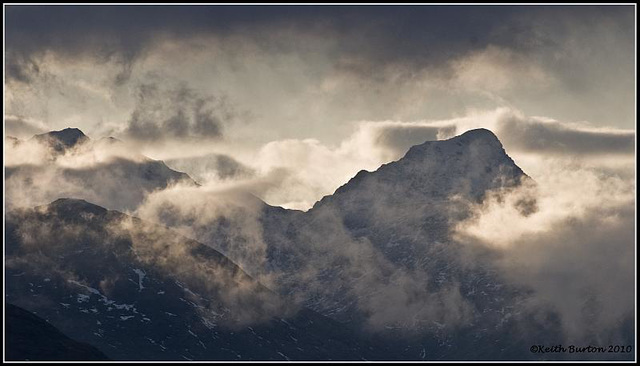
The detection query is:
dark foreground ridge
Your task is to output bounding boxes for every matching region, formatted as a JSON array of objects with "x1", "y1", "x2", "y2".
[{"x1": 6, "y1": 303, "x2": 110, "y2": 361}]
